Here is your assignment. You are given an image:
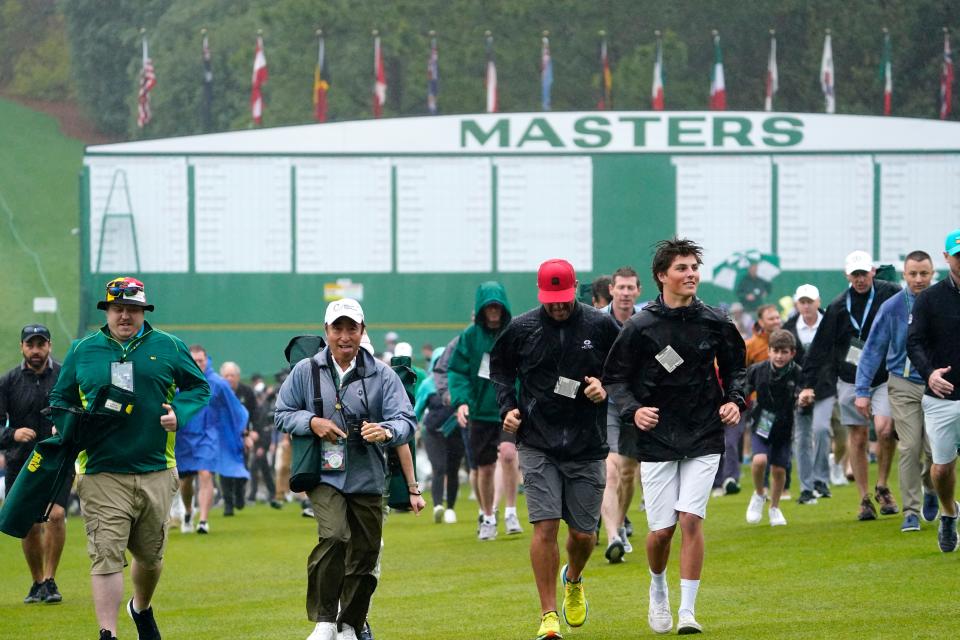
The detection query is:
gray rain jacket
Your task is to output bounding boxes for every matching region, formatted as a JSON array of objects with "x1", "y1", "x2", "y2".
[{"x1": 274, "y1": 347, "x2": 416, "y2": 495}]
